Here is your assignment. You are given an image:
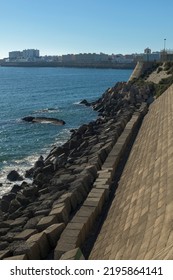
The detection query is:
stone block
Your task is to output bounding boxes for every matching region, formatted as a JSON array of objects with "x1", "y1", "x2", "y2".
[
  {"x1": 0, "y1": 220, "x2": 13, "y2": 228},
  {"x1": 0, "y1": 241, "x2": 9, "y2": 250},
  {"x1": 70, "y1": 215, "x2": 91, "y2": 240},
  {"x1": 76, "y1": 184, "x2": 88, "y2": 199},
  {"x1": 10, "y1": 217, "x2": 28, "y2": 228},
  {"x1": 53, "y1": 193, "x2": 72, "y2": 214},
  {"x1": 97, "y1": 168, "x2": 114, "y2": 179},
  {"x1": 93, "y1": 184, "x2": 110, "y2": 200},
  {"x1": 49, "y1": 204, "x2": 69, "y2": 224},
  {"x1": 85, "y1": 165, "x2": 98, "y2": 179},
  {"x1": 69, "y1": 191, "x2": 78, "y2": 211},
  {"x1": 44, "y1": 223, "x2": 65, "y2": 248},
  {"x1": 4, "y1": 254, "x2": 28, "y2": 260},
  {"x1": 0, "y1": 250, "x2": 12, "y2": 260},
  {"x1": 88, "y1": 189, "x2": 106, "y2": 209},
  {"x1": 60, "y1": 247, "x2": 85, "y2": 260},
  {"x1": 37, "y1": 215, "x2": 57, "y2": 231},
  {"x1": 54, "y1": 241, "x2": 76, "y2": 259},
  {"x1": 60, "y1": 229, "x2": 82, "y2": 243},
  {"x1": 14, "y1": 229, "x2": 37, "y2": 241},
  {"x1": 0, "y1": 228, "x2": 9, "y2": 236},
  {"x1": 27, "y1": 232, "x2": 50, "y2": 258},
  {"x1": 72, "y1": 189, "x2": 83, "y2": 205},
  {"x1": 14, "y1": 242, "x2": 40, "y2": 260},
  {"x1": 94, "y1": 177, "x2": 111, "y2": 185},
  {"x1": 83, "y1": 197, "x2": 103, "y2": 217},
  {"x1": 102, "y1": 155, "x2": 120, "y2": 171},
  {"x1": 24, "y1": 216, "x2": 44, "y2": 229}
]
